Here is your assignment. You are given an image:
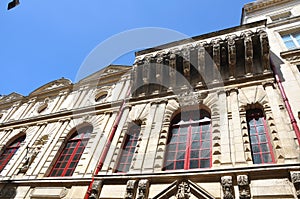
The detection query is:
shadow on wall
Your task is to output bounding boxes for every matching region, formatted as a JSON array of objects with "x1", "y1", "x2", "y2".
[
  {"x1": 0, "y1": 183, "x2": 17, "y2": 199},
  {"x1": 270, "y1": 51, "x2": 284, "y2": 82}
]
